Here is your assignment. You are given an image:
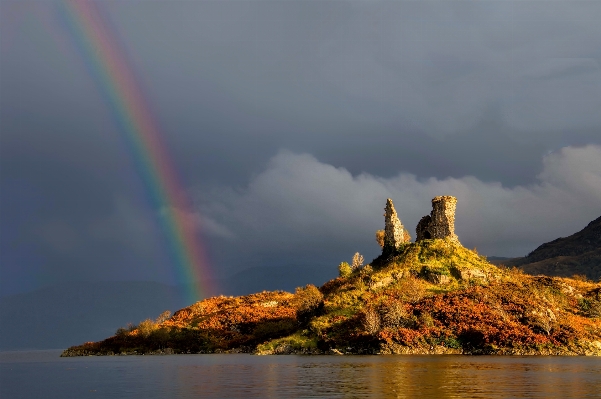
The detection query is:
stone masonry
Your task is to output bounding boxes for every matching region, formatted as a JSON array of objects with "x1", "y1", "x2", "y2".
[
  {"x1": 416, "y1": 196, "x2": 459, "y2": 243},
  {"x1": 384, "y1": 198, "x2": 408, "y2": 251}
]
